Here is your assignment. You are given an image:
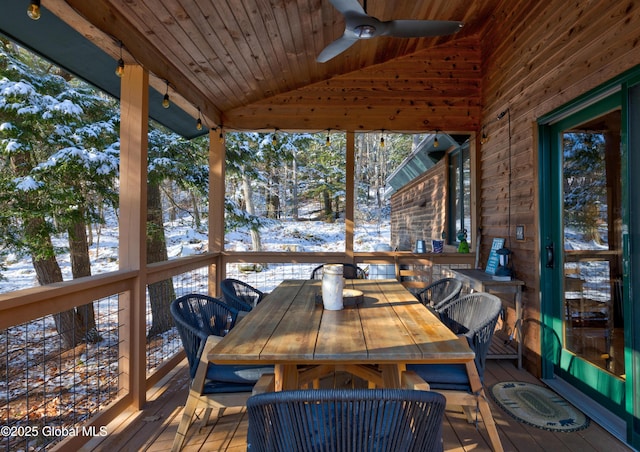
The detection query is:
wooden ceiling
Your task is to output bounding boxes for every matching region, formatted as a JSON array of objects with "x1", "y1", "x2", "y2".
[{"x1": 42, "y1": 0, "x2": 504, "y2": 134}]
